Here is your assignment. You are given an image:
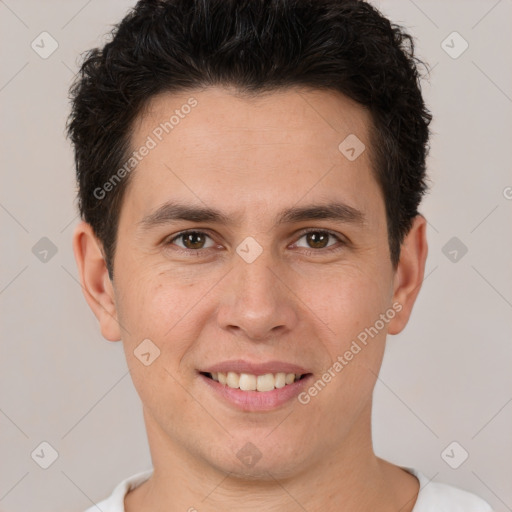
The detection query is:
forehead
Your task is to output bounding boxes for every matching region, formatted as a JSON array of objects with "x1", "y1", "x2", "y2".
[
  {"x1": 134, "y1": 85, "x2": 371, "y2": 155},
  {"x1": 122, "y1": 86, "x2": 382, "y2": 226}
]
